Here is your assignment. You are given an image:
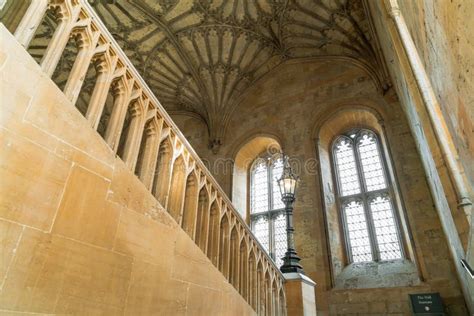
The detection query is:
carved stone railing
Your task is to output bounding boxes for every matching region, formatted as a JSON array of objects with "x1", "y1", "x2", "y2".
[{"x1": 12, "y1": 0, "x2": 286, "y2": 314}]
